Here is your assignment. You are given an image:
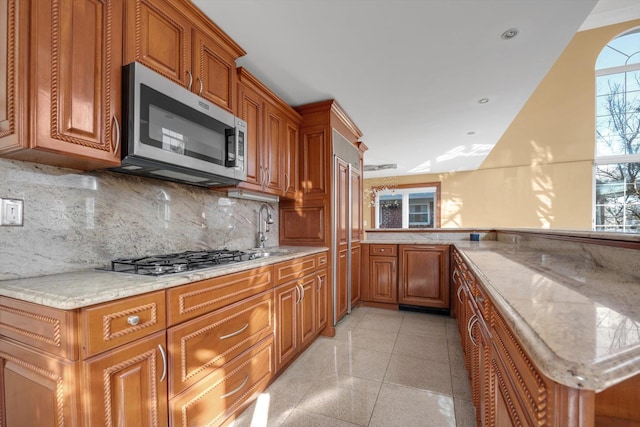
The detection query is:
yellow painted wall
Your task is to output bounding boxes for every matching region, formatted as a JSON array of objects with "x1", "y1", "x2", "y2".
[{"x1": 364, "y1": 19, "x2": 640, "y2": 230}]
